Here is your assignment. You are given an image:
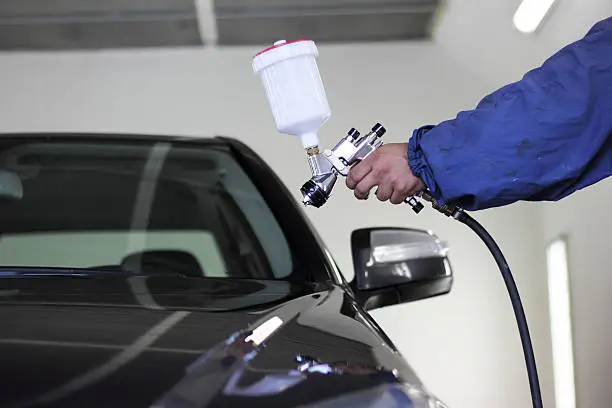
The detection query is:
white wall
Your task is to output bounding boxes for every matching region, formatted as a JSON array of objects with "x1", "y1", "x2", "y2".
[
  {"x1": 541, "y1": 178, "x2": 612, "y2": 408},
  {"x1": 0, "y1": 41, "x2": 555, "y2": 408}
]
